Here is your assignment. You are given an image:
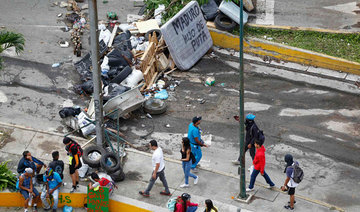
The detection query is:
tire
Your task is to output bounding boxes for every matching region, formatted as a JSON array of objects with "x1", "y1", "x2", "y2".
[
  {"x1": 138, "y1": 5, "x2": 147, "y2": 16},
  {"x1": 82, "y1": 145, "x2": 106, "y2": 168},
  {"x1": 143, "y1": 98, "x2": 167, "y2": 115},
  {"x1": 100, "y1": 152, "x2": 121, "y2": 174},
  {"x1": 110, "y1": 169, "x2": 125, "y2": 182},
  {"x1": 214, "y1": 13, "x2": 238, "y2": 32},
  {"x1": 144, "y1": 29, "x2": 162, "y2": 41}
]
